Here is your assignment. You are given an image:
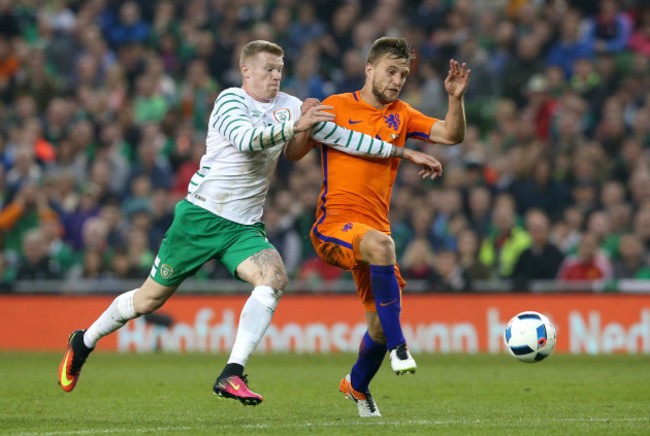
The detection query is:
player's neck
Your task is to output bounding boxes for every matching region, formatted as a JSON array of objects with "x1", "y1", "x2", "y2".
[
  {"x1": 242, "y1": 84, "x2": 274, "y2": 103},
  {"x1": 359, "y1": 86, "x2": 387, "y2": 110}
]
